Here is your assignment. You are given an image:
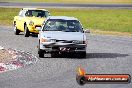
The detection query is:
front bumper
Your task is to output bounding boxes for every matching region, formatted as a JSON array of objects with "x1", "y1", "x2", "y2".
[{"x1": 40, "y1": 42, "x2": 86, "y2": 52}]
